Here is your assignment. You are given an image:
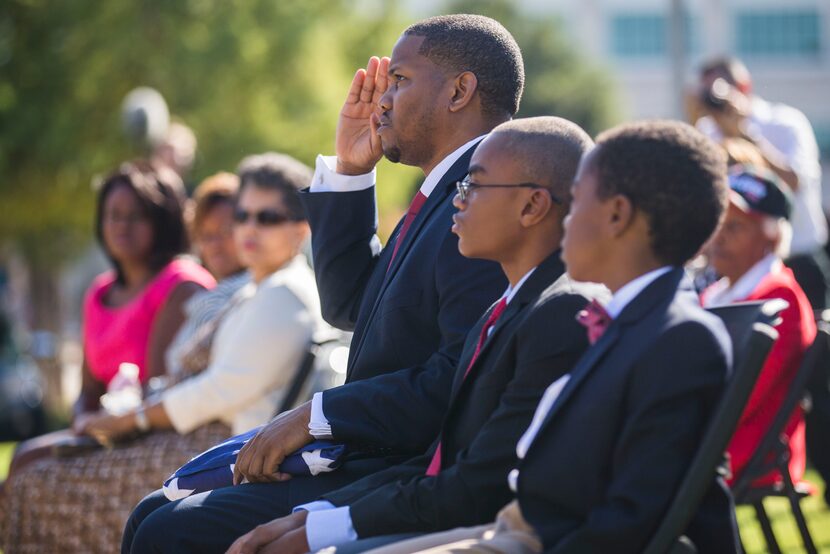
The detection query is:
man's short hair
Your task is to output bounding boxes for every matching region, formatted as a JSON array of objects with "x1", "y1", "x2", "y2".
[
  {"x1": 591, "y1": 120, "x2": 729, "y2": 266},
  {"x1": 491, "y1": 116, "x2": 594, "y2": 213},
  {"x1": 236, "y1": 152, "x2": 313, "y2": 221},
  {"x1": 404, "y1": 14, "x2": 524, "y2": 118},
  {"x1": 699, "y1": 57, "x2": 752, "y2": 88}
]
